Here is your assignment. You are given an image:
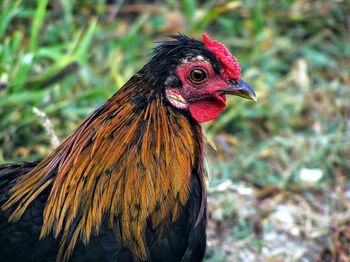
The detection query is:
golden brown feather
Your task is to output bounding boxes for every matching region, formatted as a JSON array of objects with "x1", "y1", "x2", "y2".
[{"x1": 3, "y1": 77, "x2": 205, "y2": 261}]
